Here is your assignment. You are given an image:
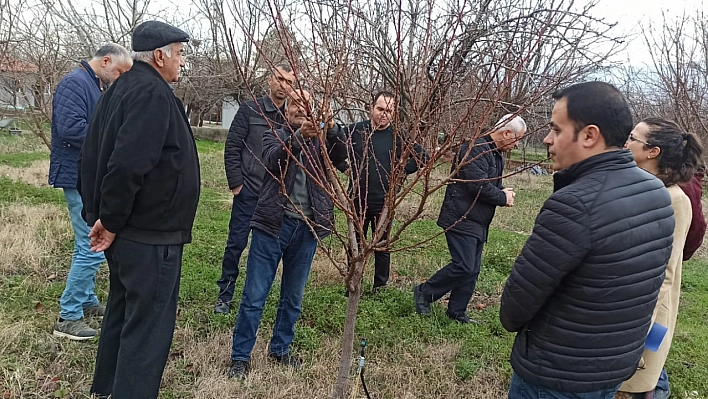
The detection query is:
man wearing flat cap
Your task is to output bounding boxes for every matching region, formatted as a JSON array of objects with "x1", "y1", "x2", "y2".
[{"x1": 79, "y1": 20, "x2": 200, "y2": 399}]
